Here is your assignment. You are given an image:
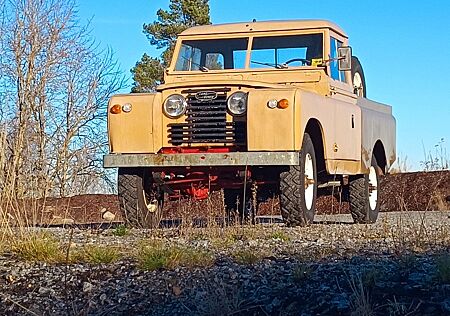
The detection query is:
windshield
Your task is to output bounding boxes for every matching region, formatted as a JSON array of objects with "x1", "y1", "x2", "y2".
[
  {"x1": 173, "y1": 33, "x2": 323, "y2": 71},
  {"x1": 250, "y1": 34, "x2": 323, "y2": 69},
  {"x1": 174, "y1": 38, "x2": 248, "y2": 71}
]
